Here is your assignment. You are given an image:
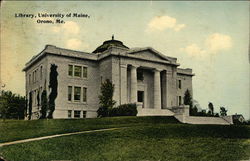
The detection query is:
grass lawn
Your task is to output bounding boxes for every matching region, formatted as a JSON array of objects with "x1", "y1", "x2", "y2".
[
  {"x1": 0, "y1": 116, "x2": 178, "y2": 143},
  {"x1": 0, "y1": 117, "x2": 250, "y2": 161}
]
